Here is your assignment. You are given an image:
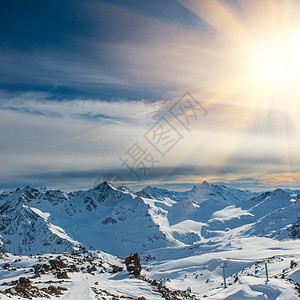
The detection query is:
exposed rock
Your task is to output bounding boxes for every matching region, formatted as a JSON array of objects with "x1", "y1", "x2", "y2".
[
  {"x1": 101, "y1": 217, "x2": 117, "y2": 225},
  {"x1": 139, "y1": 276, "x2": 197, "y2": 300},
  {"x1": 4, "y1": 287, "x2": 17, "y2": 295},
  {"x1": 110, "y1": 265, "x2": 123, "y2": 273},
  {"x1": 91, "y1": 287, "x2": 134, "y2": 299},
  {"x1": 290, "y1": 260, "x2": 297, "y2": 269},
  {"x1": 3, "y1": 262, "x2": 10, "y2": 269},
  {"x1": 87, "y1": 265, "x2": 97, "y2": 274},
  {"x1": 57, "y1": 271, "x2": 69, "y2": 279},
  {"x1": 125, "y1": 253, "x2": 142, "y2": 277},
  {"x1": 4, "y1": 276, "x2": 52, "y2": 299},
  {"x1": 46, "y1": 285, "x2": 66, "y2": 295},
  {"x1": 19, "y1": 277, "x2": 31, "y2": 288},
  {"x1": 68, "y1": 264, "x2": 80, "y2": 272},
  {"x1": 49, "y1": 258, "x2": 67, "y2": 270}
]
